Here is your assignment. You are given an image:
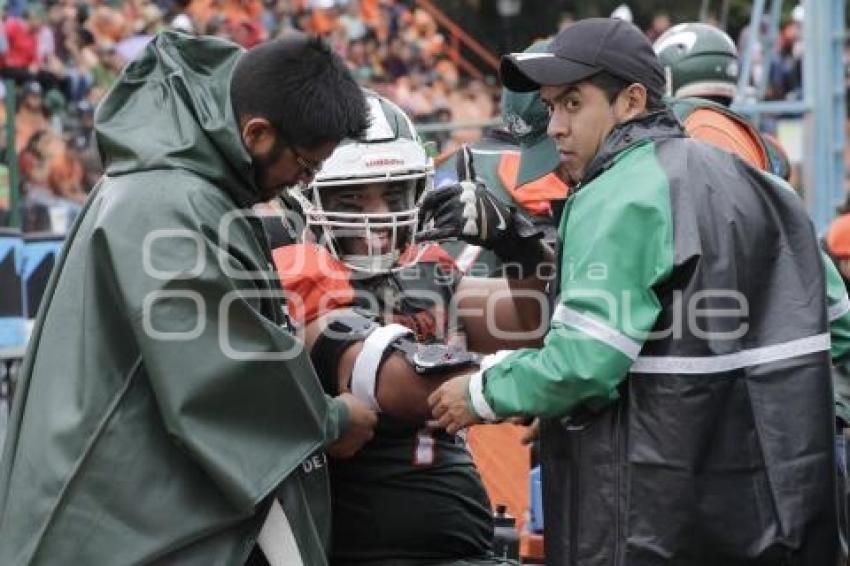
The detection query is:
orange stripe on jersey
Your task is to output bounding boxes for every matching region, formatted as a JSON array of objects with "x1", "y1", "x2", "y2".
[
  {"x1": 497, "y1": 152, "x2": 569, "y2": 216},
  {"x1": 272, "y1": 244, "x2": 355, "y2": 325},
  {"x1": 684, "y1": 108, "x2": 768, "y2": 171},
  {"x1": 418, "y1": 243, "x2": 461, "y2": 274}
]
